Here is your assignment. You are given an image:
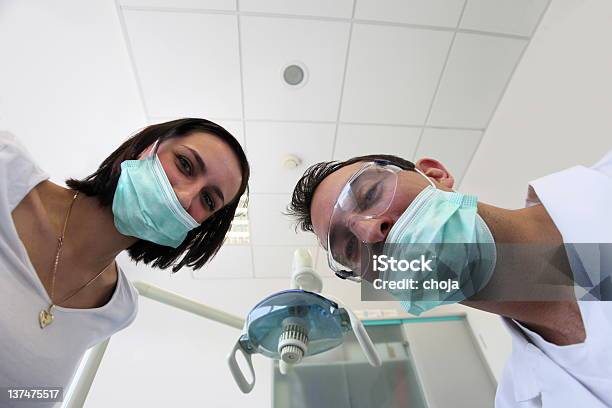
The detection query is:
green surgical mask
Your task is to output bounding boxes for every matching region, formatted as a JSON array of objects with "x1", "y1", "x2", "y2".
[
  {"x1": 112, "y1": 141, "x2": 200, "y2": 248},
  {"x1": 382, "y1": 179, "x2": 496, "y2": 316}
]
